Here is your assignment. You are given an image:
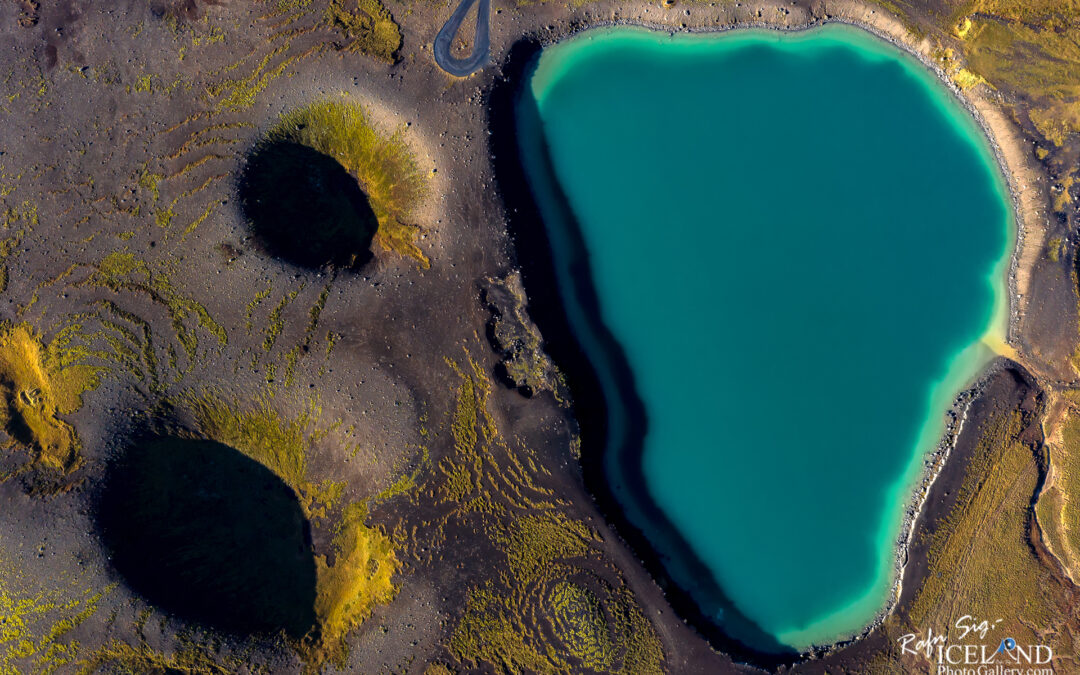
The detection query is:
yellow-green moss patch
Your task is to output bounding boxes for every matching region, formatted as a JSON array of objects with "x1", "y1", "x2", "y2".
[
  {"x1": 549, "y1": 581, "x2": 614, "y2": 671},
  {"x1": 0, "y1": 543, "x2": 109, "y2": 674},
  {"x1": 438, "y1": 353, "x2": 665, "y2": 674},
  {"x1": 895, "y1": 405, "x2": 1076, "y2": 669},
  {"x1": 187, "y1": 393, "x2": 312, "y2": 488},
  {"x1": 0, "y1": 323, "x2": 102, "y2": 486},
  {"x1": 325, "y1": 0, "x2": 402, "y2": 63},
  {"x1": 1037, "y1": 404, "x2": 1080, "y2": 580},
  {"x1": 310, "y1": 502, "x2": 400, "y2": 665}
]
